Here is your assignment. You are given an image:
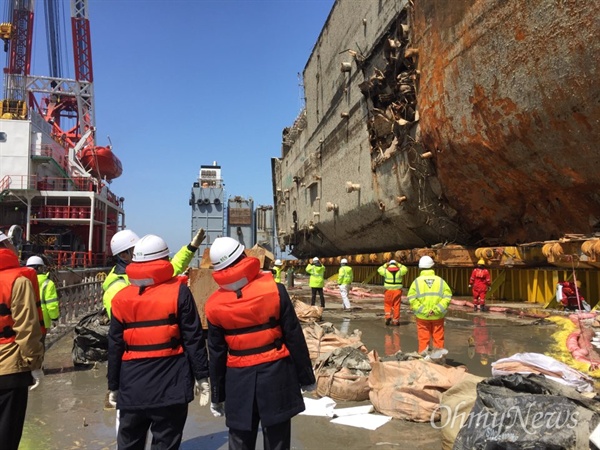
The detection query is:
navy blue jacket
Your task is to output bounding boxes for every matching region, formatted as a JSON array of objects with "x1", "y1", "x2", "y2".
[
  {"x1": 208, "y1": 283, "x2": 315, "y2": 430},
  {"x1": 107, "y1": 283, "x2": 208, "y2": 409}
]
